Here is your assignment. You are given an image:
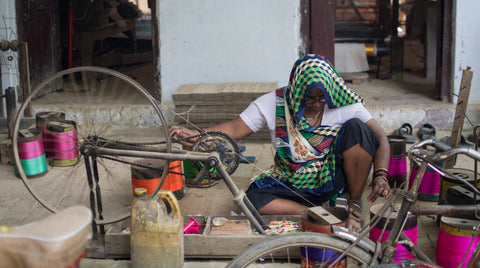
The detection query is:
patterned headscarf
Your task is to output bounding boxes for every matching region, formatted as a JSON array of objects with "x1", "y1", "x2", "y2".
[{"x1": 252, "y1": 54, "x2": 363, "y2": 192}]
